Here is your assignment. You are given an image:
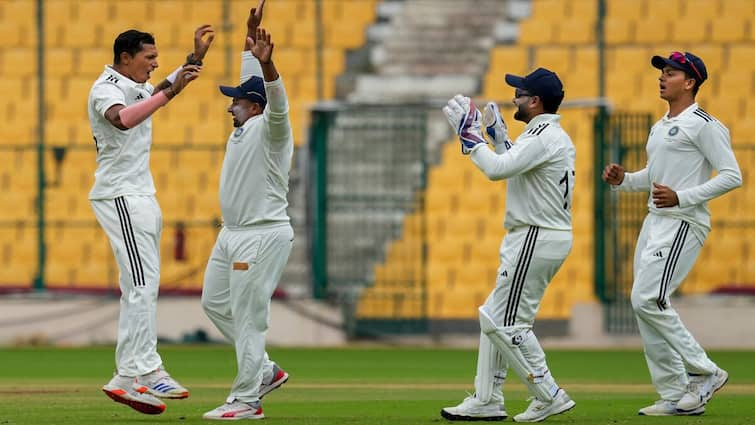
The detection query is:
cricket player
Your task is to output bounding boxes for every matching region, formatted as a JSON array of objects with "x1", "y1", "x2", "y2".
[
  {"x1": 602, "y1": 51, "x2": 741, "y2": 416},
  {"x1": 440, "y1": 68, "x2": 576, "y2": 422},
  {"x1": 89, "y1": 26, "x2": 213, "y2": 414},
  {"x1": 201, "y1": 2, "x2": 293, "y2": 420}
]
